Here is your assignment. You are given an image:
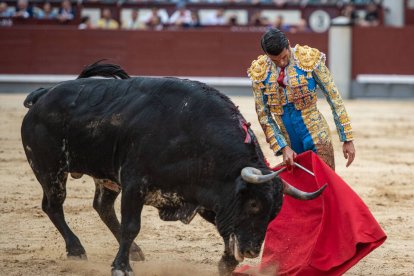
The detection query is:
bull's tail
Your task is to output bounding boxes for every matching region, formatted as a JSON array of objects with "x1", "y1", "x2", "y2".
[
  {"x1": 77, "y1": 60, "x2": 130, "y2": 80},
  {"x1": 23, "y1": 87, "x2": 49, "y2": 108},
  {"x1": 24, "y1": 61, "x2": 129, "y2": 108}
]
